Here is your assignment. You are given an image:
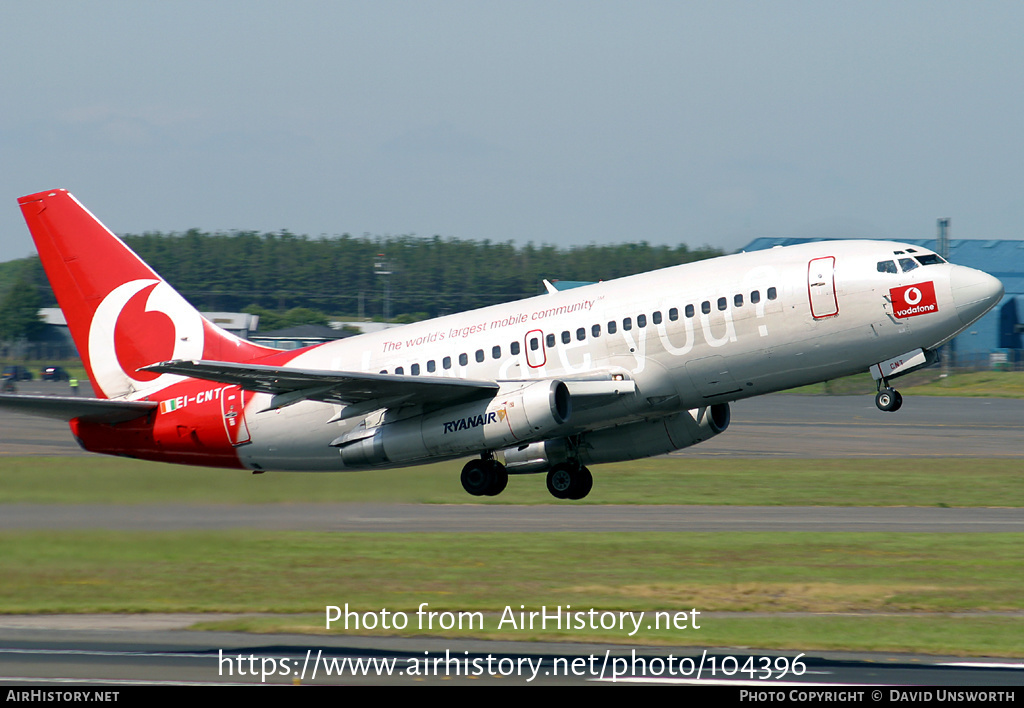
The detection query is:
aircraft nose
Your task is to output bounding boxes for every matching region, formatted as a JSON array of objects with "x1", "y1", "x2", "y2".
[{"x1": 950, "y1": 266, "x2": 1004, "y2": 327}]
